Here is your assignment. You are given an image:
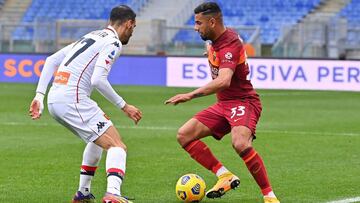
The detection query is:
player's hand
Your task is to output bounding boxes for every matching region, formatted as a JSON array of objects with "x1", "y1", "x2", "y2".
[
  {"x1": 29, "y1": 99, "x2": 43, "y2": 120},
  {"x1": 122, "y1": 104, "x2": 142, "y2": 125},
  {"x1": 164, "y1": 93, "x2": 192, "y2": 105}
]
